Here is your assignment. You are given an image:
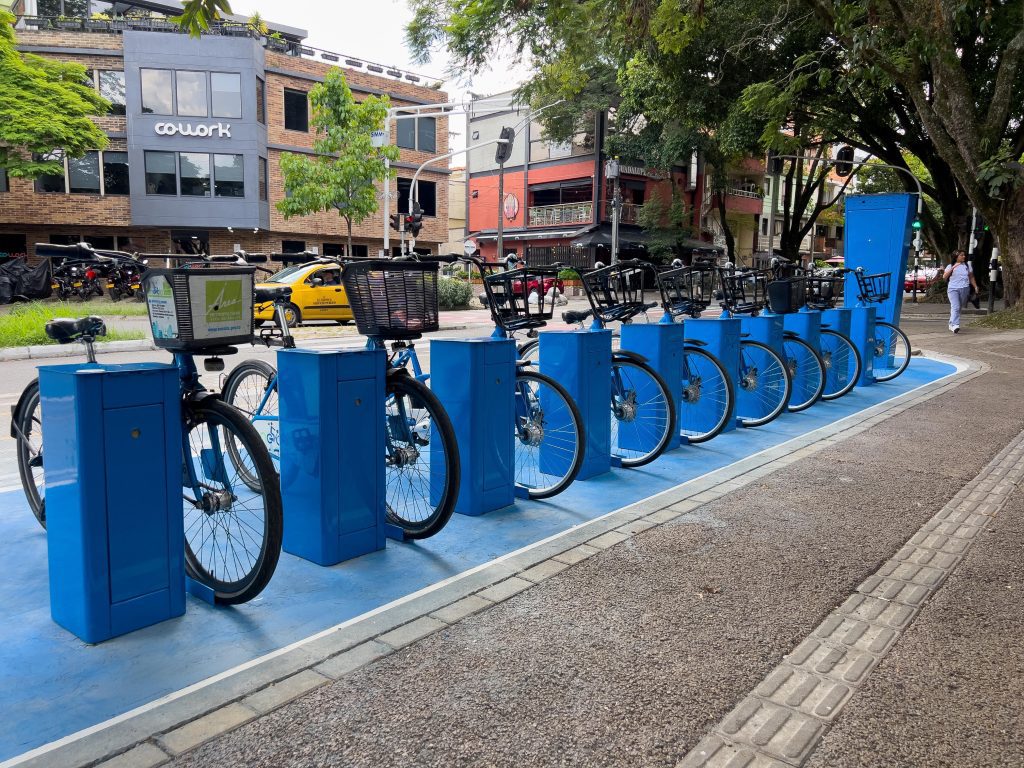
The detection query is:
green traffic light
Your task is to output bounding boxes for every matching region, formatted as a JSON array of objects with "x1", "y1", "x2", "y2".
[{"x1": 912, "y1": 219, "x2": 922, "y2": 230}]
